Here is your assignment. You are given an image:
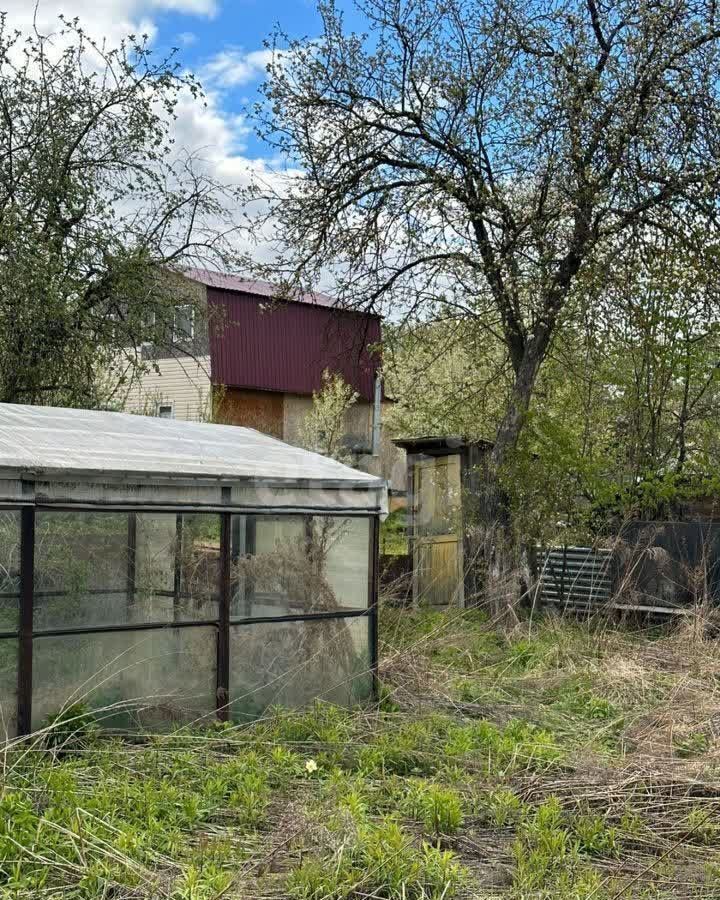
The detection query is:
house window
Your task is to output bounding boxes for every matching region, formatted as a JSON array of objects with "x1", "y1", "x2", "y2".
[
  {"x1": 141, "y1": 310, "x2": 157, "y2": 349},
  {"x1": 156, "y1": 402, "x2": 174, "y2": 419},
  {"x1": 173, "y1": 305, "x2": 194, "y2": 343}
]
